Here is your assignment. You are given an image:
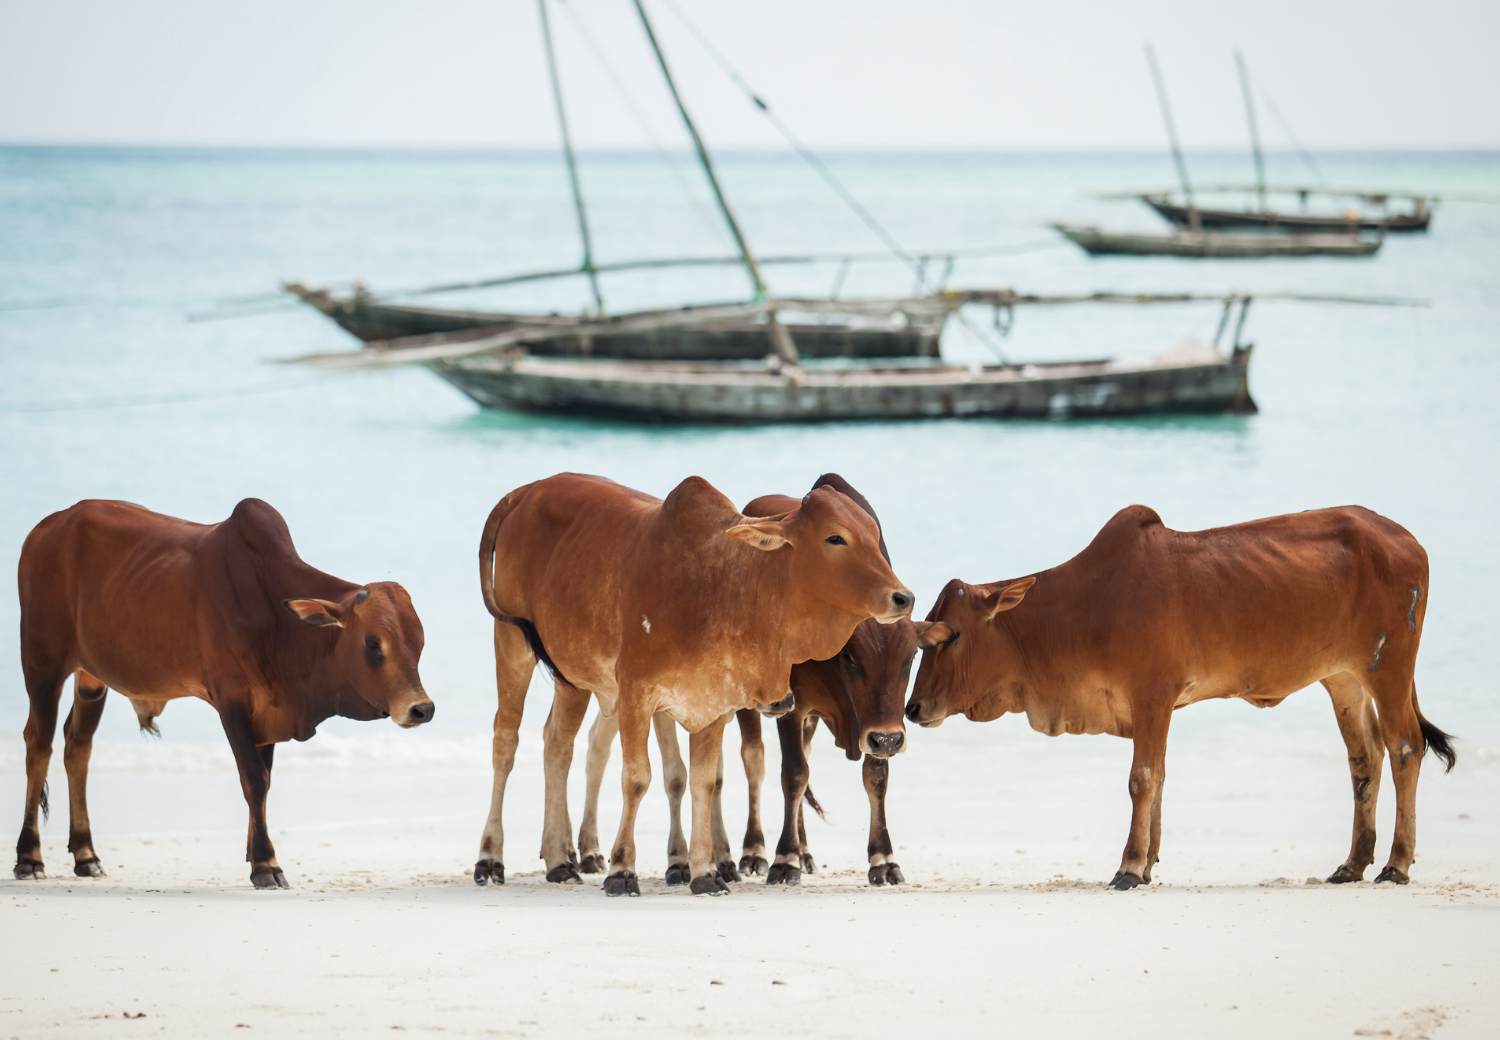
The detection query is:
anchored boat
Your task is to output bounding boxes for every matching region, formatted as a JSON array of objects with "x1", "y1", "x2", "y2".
[{"x1": 1052, "y1": 224, "x2": 1380, "y2": 258}]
